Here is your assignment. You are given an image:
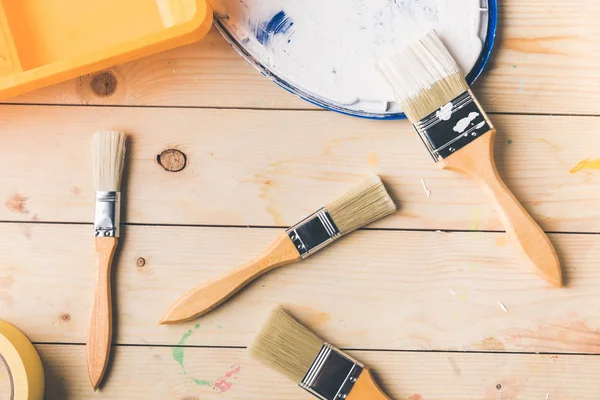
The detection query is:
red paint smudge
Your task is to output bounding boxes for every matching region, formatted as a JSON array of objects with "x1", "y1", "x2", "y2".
[
  {"x1": 408, "y1": 395, "x2": 423, "y2": 400},
  {"x1": 213, "y1": 365, "x2": 241, "y2": 393},
  {"x1": 551, "y1": 355, "x2": 559, "y2": 359}
]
